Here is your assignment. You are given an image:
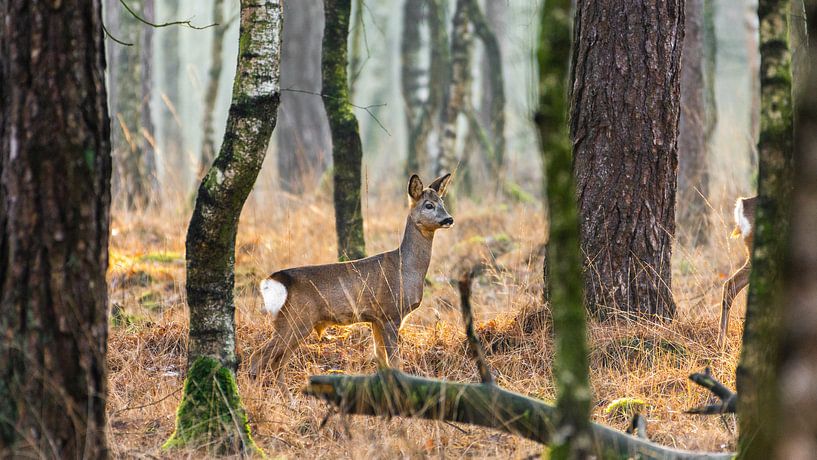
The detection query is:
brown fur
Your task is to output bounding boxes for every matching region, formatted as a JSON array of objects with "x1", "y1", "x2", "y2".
[{"x1": 719, "y1": 195, "x2": 757, "y2": 348}]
